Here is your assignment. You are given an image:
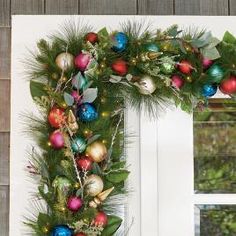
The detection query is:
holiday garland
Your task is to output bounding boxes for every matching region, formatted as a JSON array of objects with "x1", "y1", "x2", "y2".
[{"x1": 25, "y1": 20, "x2": 236, "y2": 236}]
